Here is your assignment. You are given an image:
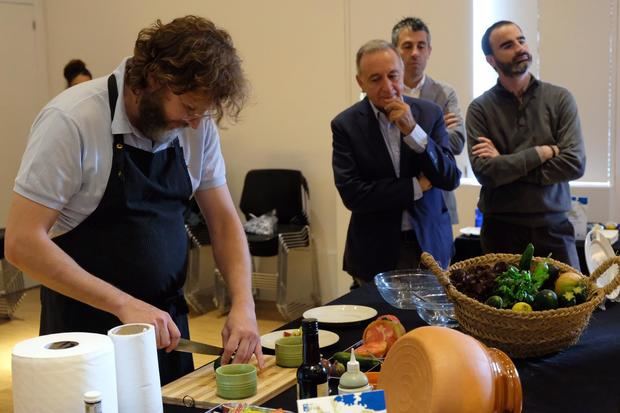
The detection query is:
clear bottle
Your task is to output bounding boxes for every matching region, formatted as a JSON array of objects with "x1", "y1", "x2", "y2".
[
  {"x1": 568, "y1": 196, "x2": 588, "y2": 240},
  {"x1": 83, "y1": 390, "x2": 102, "y2": 413},
  {"x1": 296, "y1": 318, "x2": 329, "y2": 400}
]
